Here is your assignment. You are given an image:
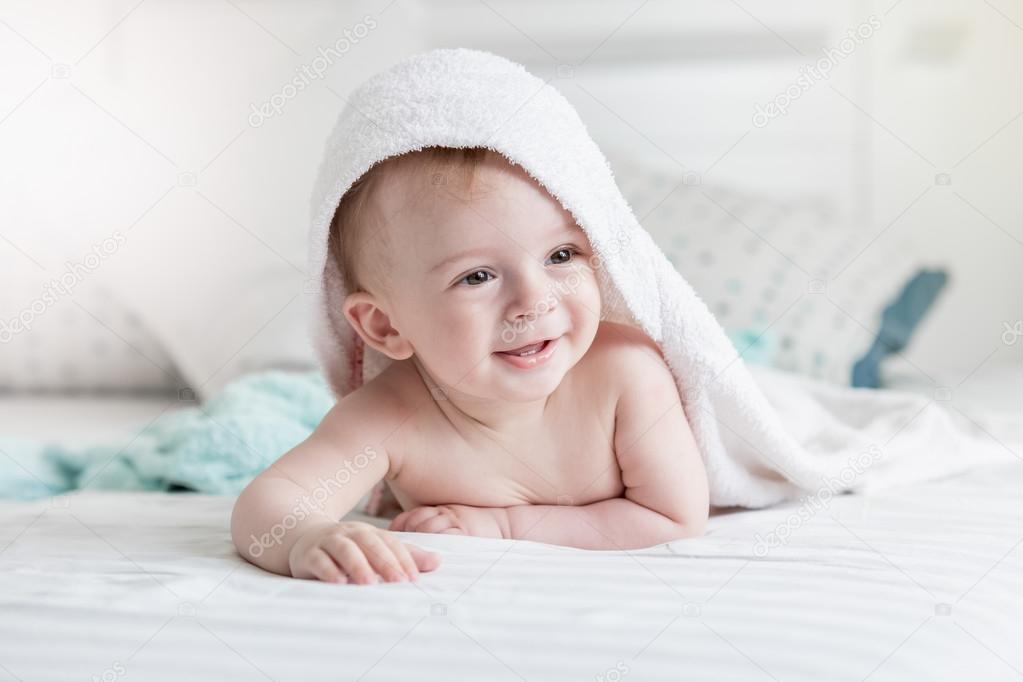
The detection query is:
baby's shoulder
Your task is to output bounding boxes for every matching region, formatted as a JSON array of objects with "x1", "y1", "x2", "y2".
[
  {"x1": 586, "y1": 320, "x2": 667, "y2": 368},
  {"x1": 315, "y1": 365, "x2": 418, "y2": 458},
  {"x1": 582, "y1": 320, "x2": 675, "y2": 395}
]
